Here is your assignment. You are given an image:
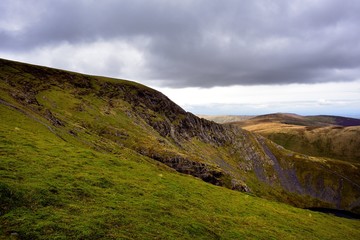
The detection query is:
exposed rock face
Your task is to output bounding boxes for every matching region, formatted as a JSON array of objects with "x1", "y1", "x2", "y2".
[
  {"x1": 231, "y1": 179, "x2": 251, "y2": 192},
  {"x1": 98, "y1": 81, "x2": 233, "y2": 145},
  {"x1": 151, "y1": 154, "x2": 226, "y2": 186},
  {"x1": 104, "y1": 81, "x2": 360, "y2": 213},
  {"x1": 44, "y1": 109, "x2": 65, "y2": 127}
]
